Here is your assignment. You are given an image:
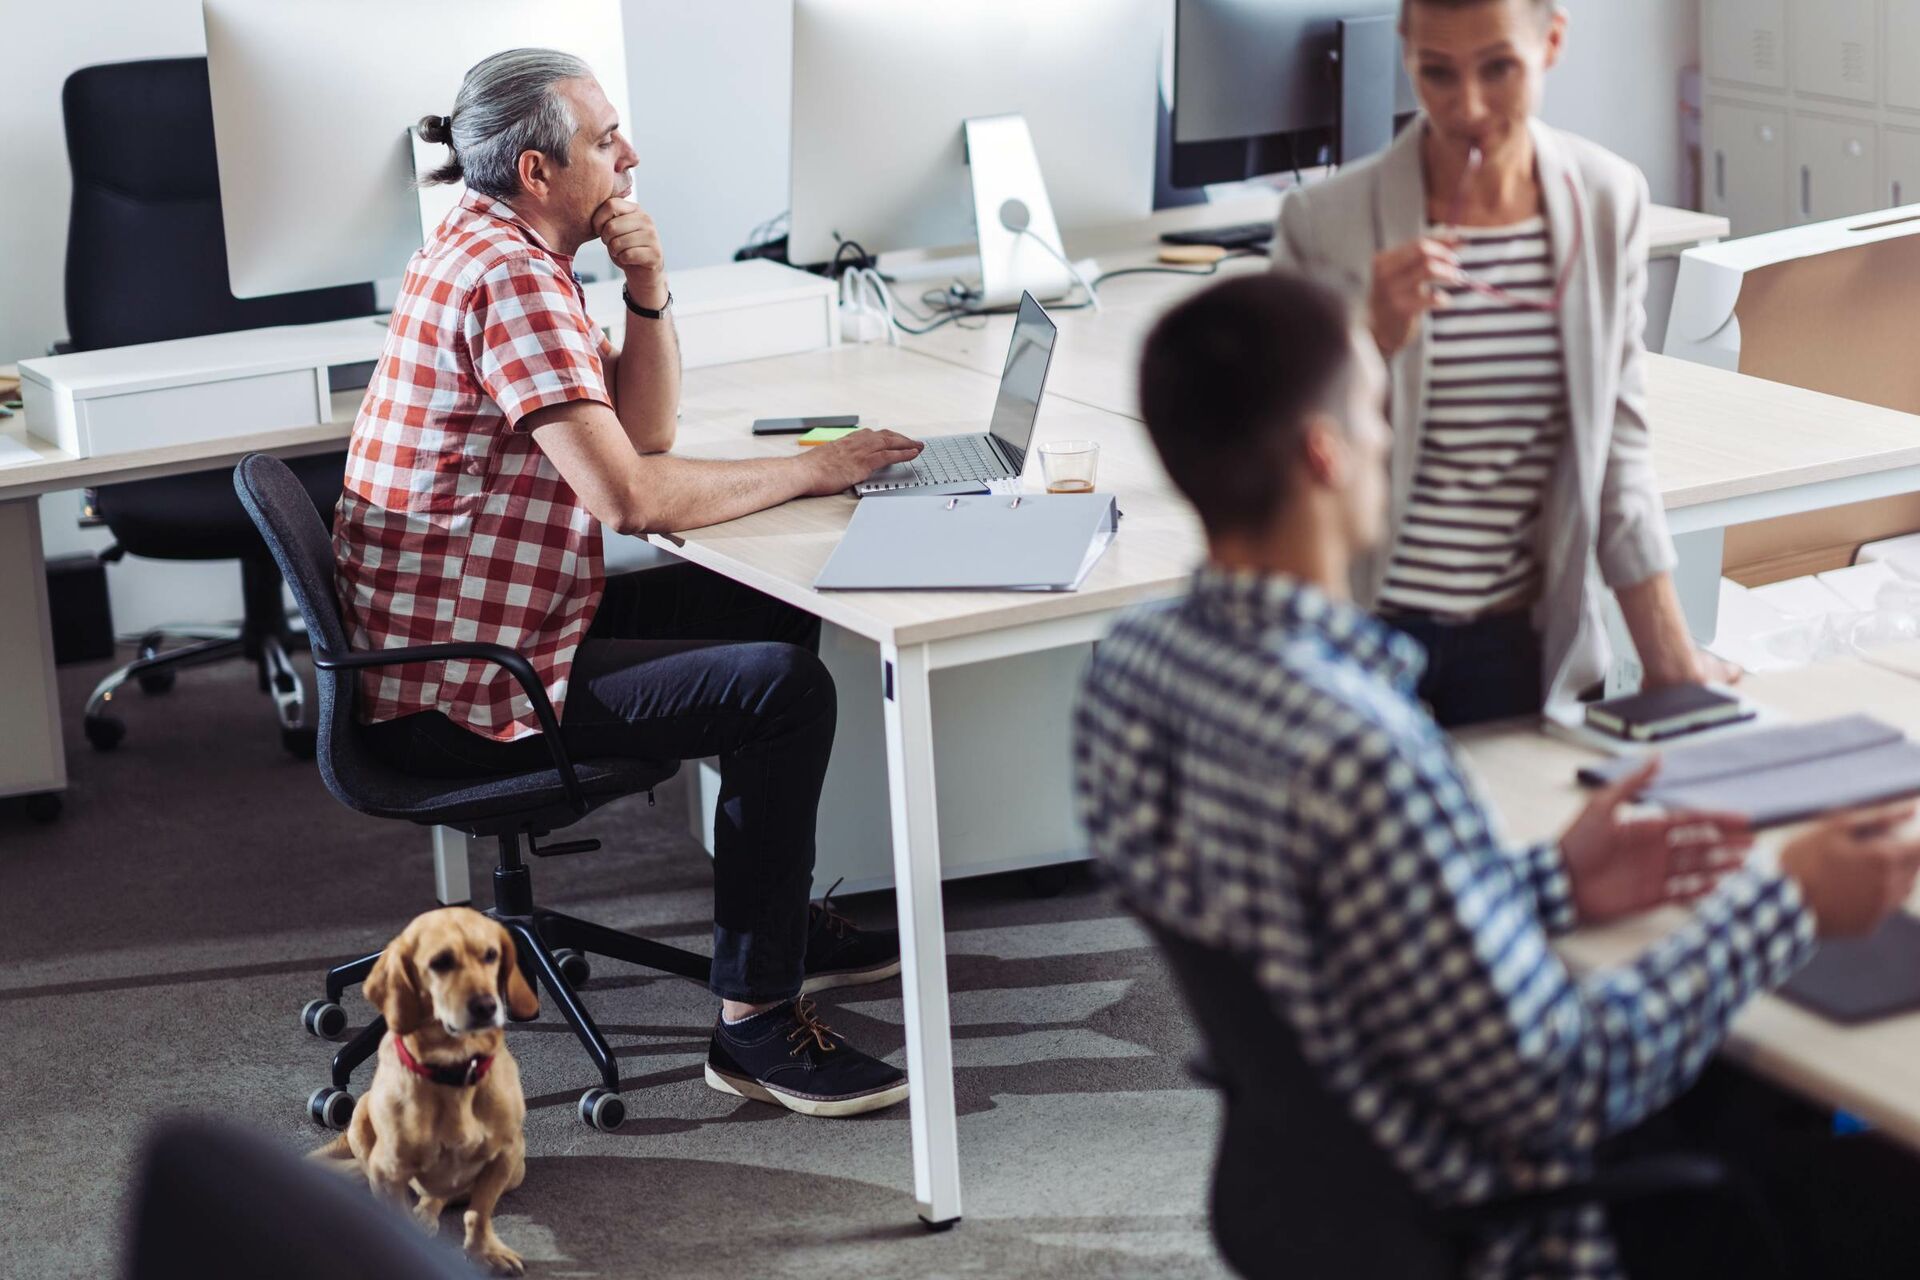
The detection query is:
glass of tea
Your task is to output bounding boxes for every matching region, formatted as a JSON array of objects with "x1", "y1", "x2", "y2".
[{"x1": 1038, "y1": 440, "x2": 1100, "y2": 494}]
